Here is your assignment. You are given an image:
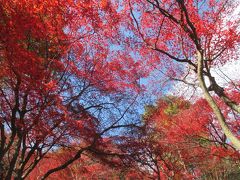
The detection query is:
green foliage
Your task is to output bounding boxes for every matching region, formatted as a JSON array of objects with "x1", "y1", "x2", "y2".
[
  {"x1": 142, "y1": 104, "x2": 157, "y2": 120},
  {"x1": 164, "y1": 102, "x2": 179, "y2": 116}
]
